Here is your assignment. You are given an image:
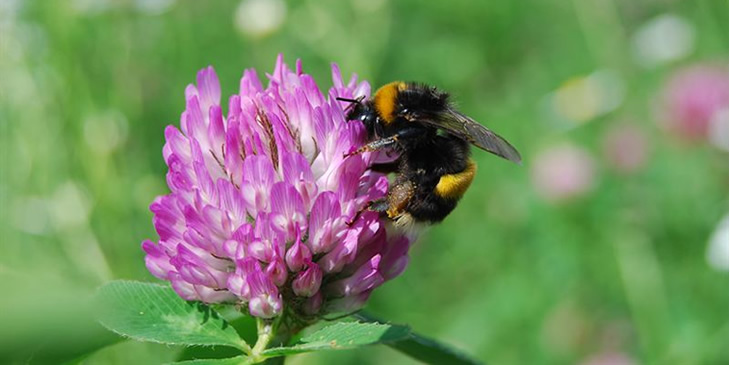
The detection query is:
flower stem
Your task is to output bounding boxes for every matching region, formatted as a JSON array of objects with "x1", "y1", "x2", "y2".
[{"x1": 250, "y1": 318, "x2": 277, "y2": 363}]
